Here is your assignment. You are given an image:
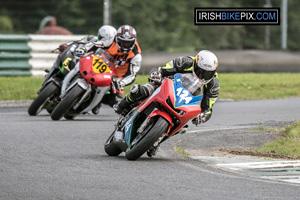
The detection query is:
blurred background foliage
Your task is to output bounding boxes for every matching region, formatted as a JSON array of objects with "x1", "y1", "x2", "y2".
[{"x1": 0, "y1": 0, "x2": 299, "y2": 52}]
